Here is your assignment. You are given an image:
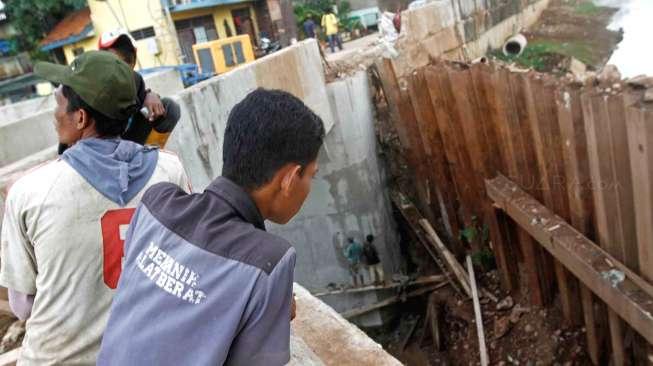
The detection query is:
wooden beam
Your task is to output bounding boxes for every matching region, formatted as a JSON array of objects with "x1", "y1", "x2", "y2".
[
  {"x1": 341, "y1": 283, "x2": 448, "y2": 319},
  {"x1": 390, "y1": 191, "x2": 465, "y2": 296},
  {"x1": 487, "y1": 174, "x2": 653, "y2": 345},
  {"x1": 467, "y1": 256, "x2": 489, "y2": 366},
  {"x1": 312, "y1": 275, "x2": 445, "y2": 297},
  {"x1": 419, "y1": 218, "x2": 472, "y2": 297}
]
